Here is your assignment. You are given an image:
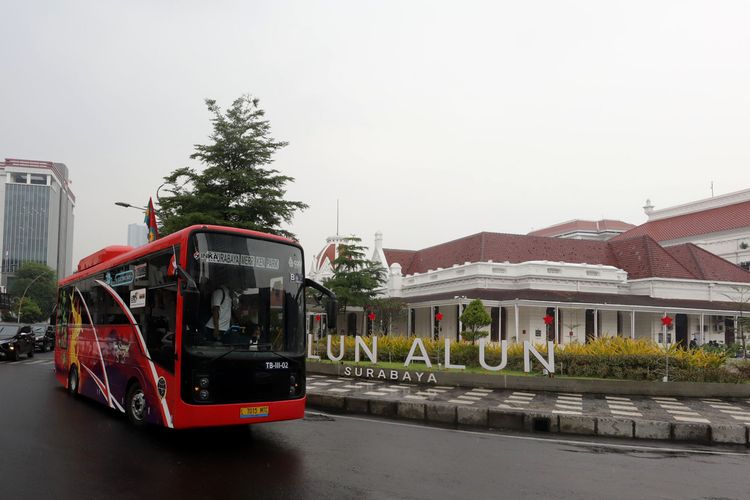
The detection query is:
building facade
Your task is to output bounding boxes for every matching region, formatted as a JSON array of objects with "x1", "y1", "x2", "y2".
[
  {"x1": 310, "y1": 229, "x2": 750, "y2": 347},
  {"x1": 612, "y1": 190, "x2": 750, "y2": 270},
  {"x1": 127, "y1": 223, "x2": 148, "y2": 247},
  {"x1": 0, "y1": 158, "x2": 75, "y2": 285}
]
